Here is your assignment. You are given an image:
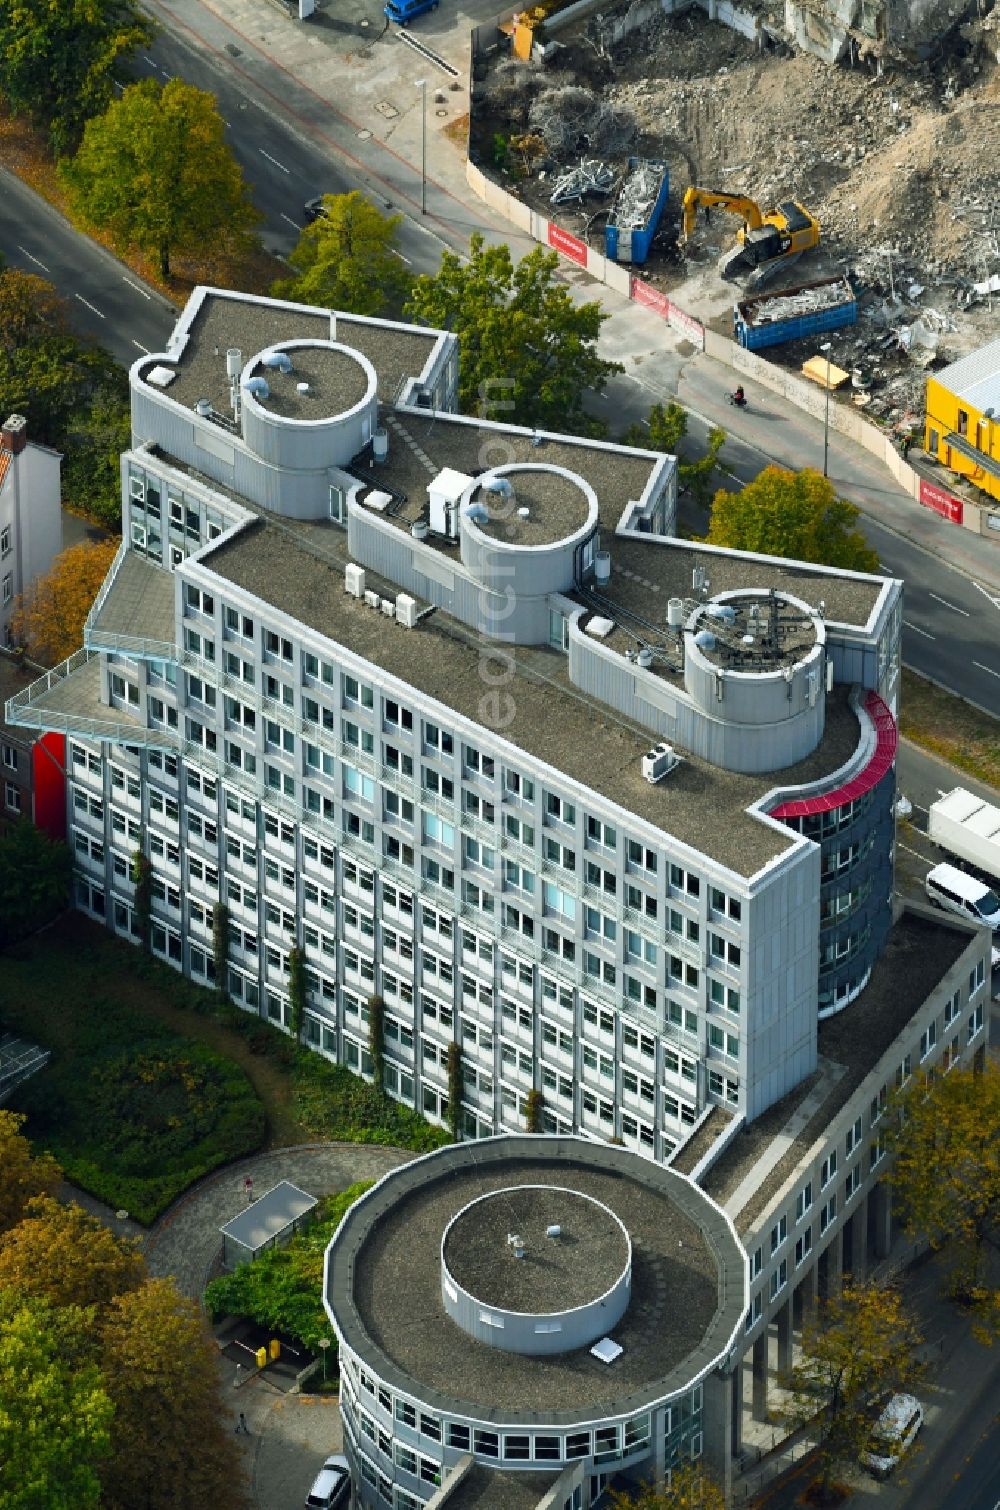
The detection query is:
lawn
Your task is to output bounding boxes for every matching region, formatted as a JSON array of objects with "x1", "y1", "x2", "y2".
[
  {"x1": 1, "y1": 914, "x2": 446, "y2": 1220},
  {"x1": 899, "y1": 668, "x2": 1000, "y2": 790}
]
